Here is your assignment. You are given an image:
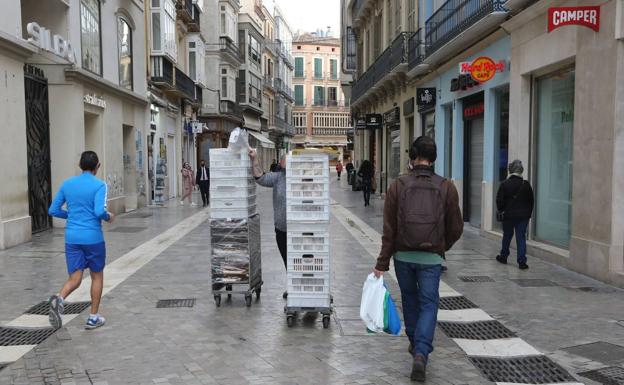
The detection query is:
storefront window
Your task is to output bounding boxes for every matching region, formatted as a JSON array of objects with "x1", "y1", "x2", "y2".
[
  {"x1": 444, "y1": 104, "x2": 453, "y2": 178},
  {"x1": 535, "y1": 69, "x2": 574, "y2": 247},
  {"x1": 387, "y1": 128, "x2": 400, "y2": 186},
  {"x1": 492, "y1": 88, "x2": 509, "y2": 231},
  {"x1": 118, "y1": 18, "x2": 133, "y2": 90}
]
